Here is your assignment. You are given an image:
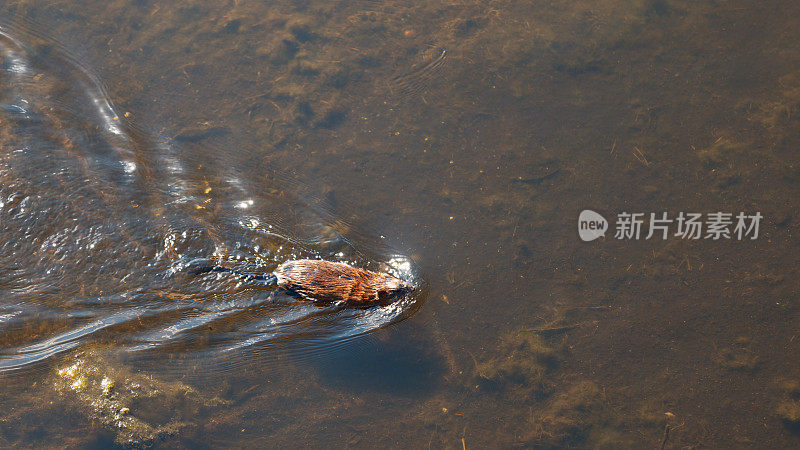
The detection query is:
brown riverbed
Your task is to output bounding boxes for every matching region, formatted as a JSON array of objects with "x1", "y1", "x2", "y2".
[{"x1": 1, "y1": 0, "x2": 800, "y2": 447}]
